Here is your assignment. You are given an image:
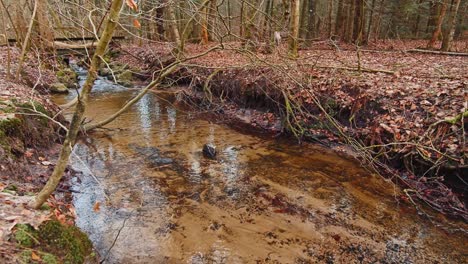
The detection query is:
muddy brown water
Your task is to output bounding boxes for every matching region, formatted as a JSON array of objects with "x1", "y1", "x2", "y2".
[{"x1": 53, "y1": 72, "x2": 467, "y2": 263}]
